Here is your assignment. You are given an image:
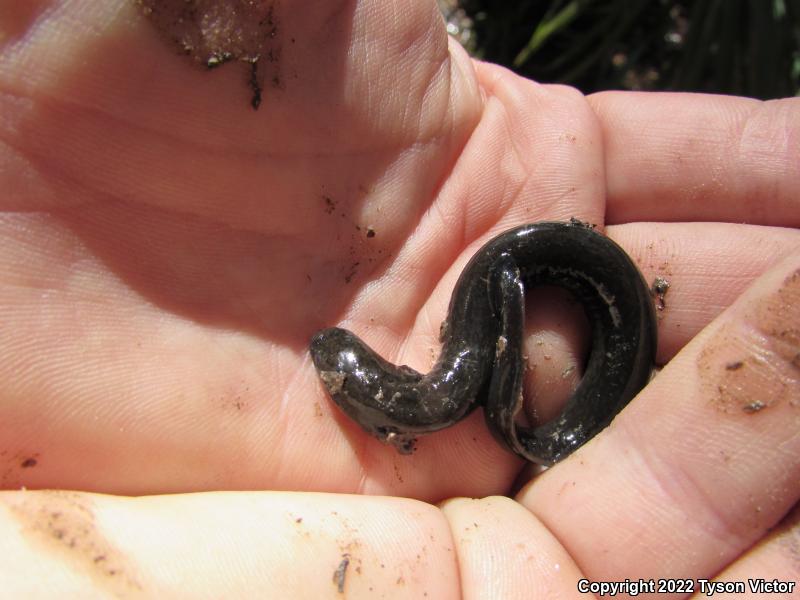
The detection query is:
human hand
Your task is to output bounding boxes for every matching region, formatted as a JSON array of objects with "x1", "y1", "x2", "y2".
[{"x1": 1, "y1": 0, "x2": 798, "y2": 596}]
